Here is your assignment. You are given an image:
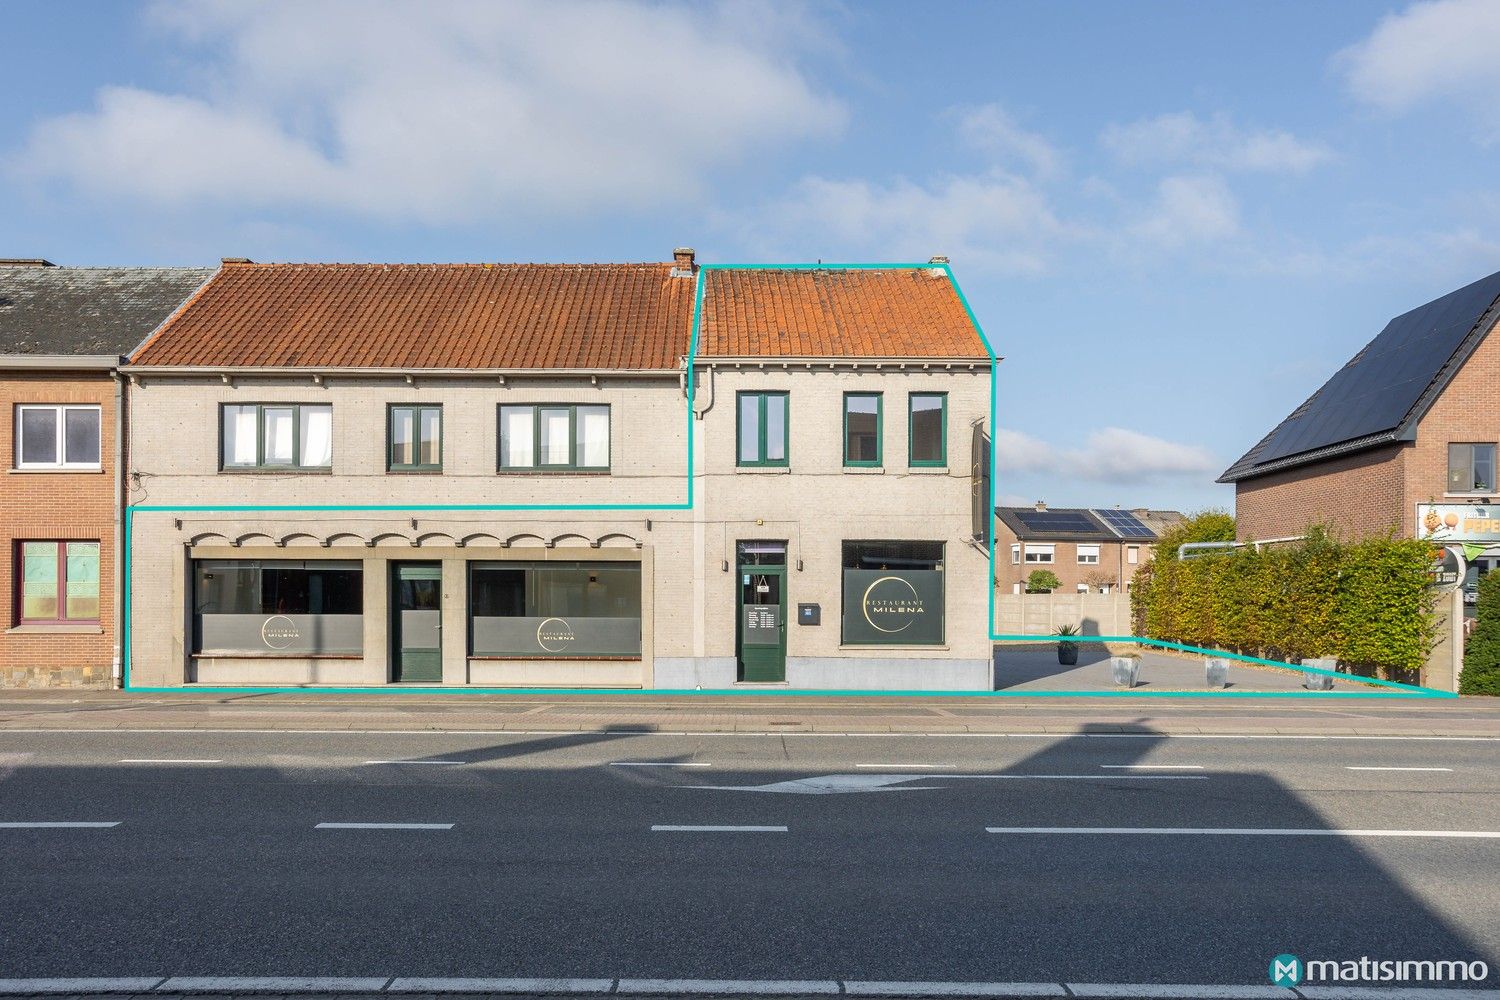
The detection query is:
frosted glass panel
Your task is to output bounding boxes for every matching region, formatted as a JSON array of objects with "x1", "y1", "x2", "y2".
[{"x1": 576, "y1": 406, "x2": 609, "y2": 467}]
